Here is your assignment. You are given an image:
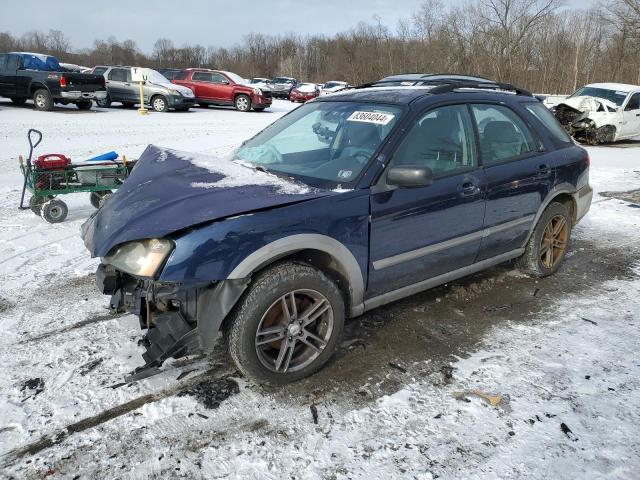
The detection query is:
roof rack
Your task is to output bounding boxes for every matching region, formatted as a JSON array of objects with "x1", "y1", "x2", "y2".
[{"x1": 356, "y1": 77, "x2": 532, "y2": 97}]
